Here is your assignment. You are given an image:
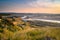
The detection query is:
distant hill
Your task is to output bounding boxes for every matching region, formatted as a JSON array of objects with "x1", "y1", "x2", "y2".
[{"x1": 0, "y1": 13, "x2": 11, "y2": 16}]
